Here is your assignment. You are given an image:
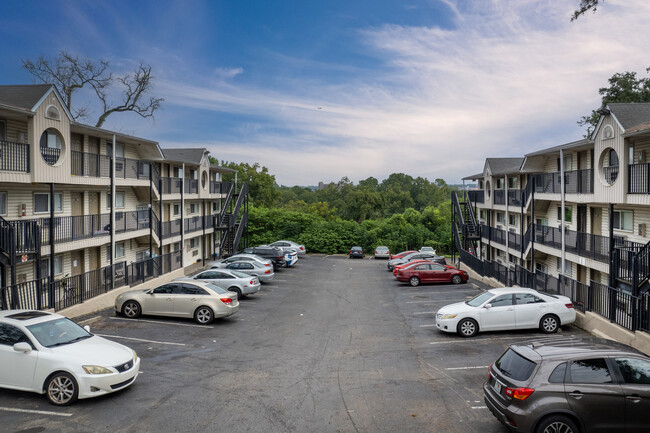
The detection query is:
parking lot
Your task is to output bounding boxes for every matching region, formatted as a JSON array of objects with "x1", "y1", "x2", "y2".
[{"x1": 0, "y1": 255, "x2": 589, "y2": 432}]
